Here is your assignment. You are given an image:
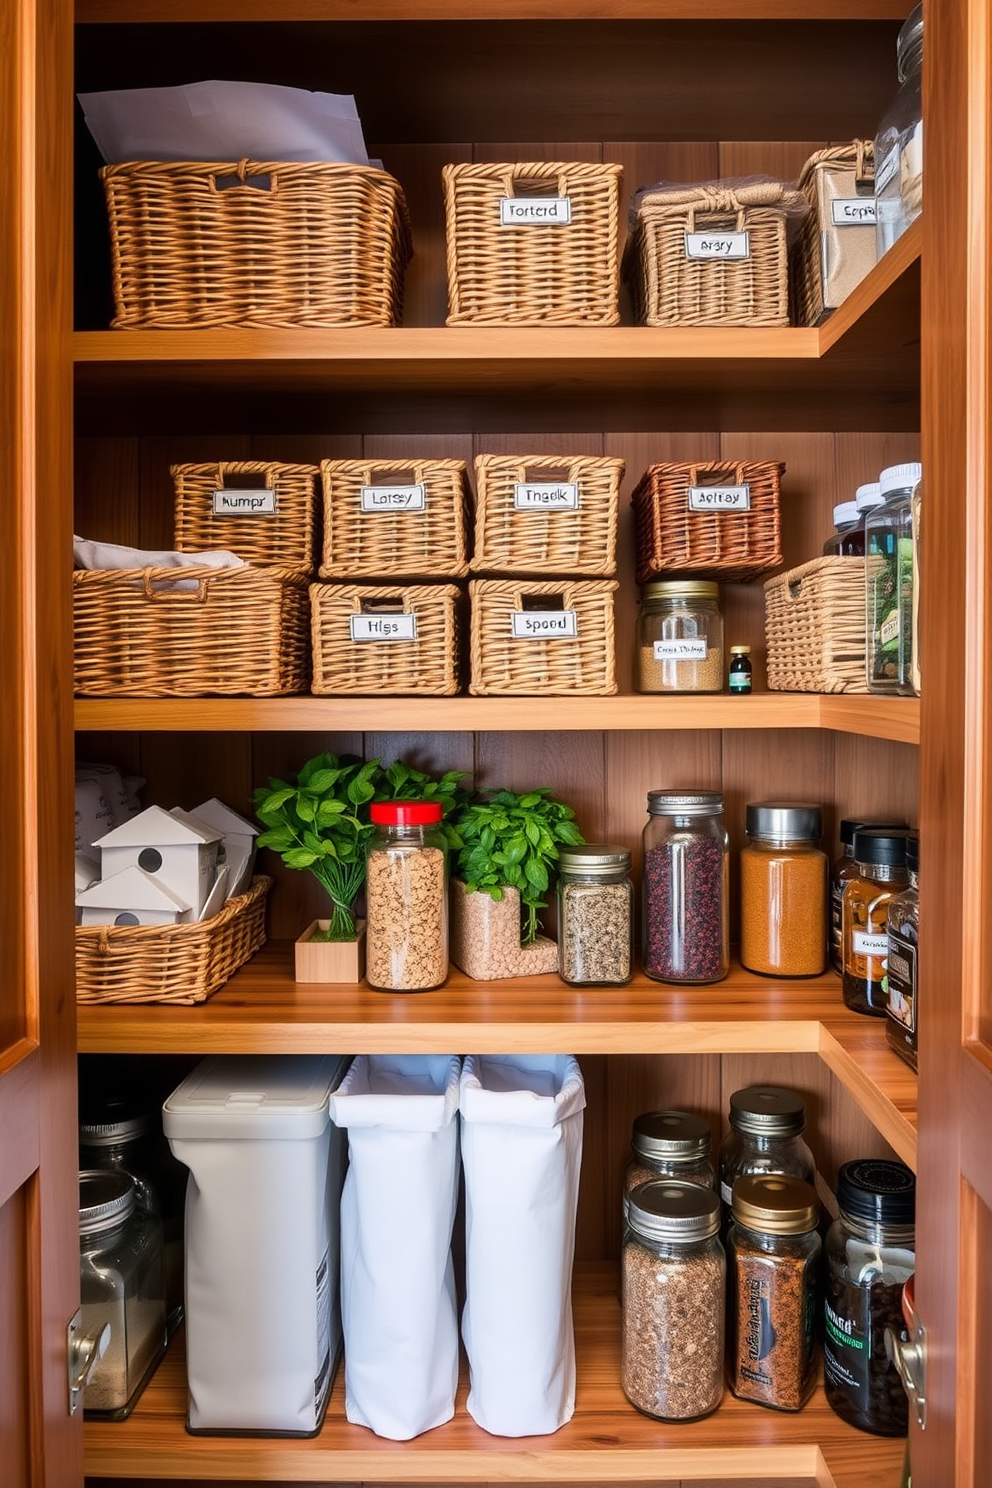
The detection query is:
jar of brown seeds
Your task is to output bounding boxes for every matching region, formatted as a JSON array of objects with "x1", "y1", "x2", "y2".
[
  {"x1": 557, "y1": 845, "x2": 632, "y2": 986},
  {"x1": 624, "y1": 1111, "x2": 716, "y2": 1196},
  {"x1": 365, "y1": 800, "x2": 448, "y2": 992}
]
